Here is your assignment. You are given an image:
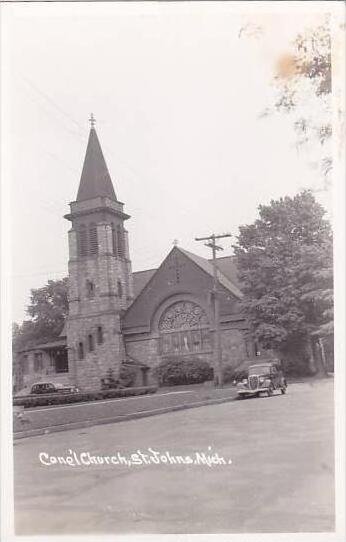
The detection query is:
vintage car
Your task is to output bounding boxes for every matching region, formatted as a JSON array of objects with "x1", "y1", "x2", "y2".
[
  {"x1": 236, "y1": 361, "x2": 287, "y2": 398},
  {"x1": 30, "y1": 382, "x2": 79, "y2": 395}
]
